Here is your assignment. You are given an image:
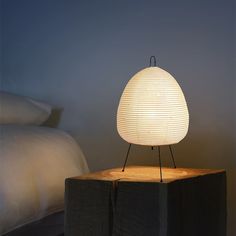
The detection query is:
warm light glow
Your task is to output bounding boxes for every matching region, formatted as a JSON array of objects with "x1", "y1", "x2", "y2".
[{"x1": 117, "y1": 67, "x2": 189, "y2": 146}]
